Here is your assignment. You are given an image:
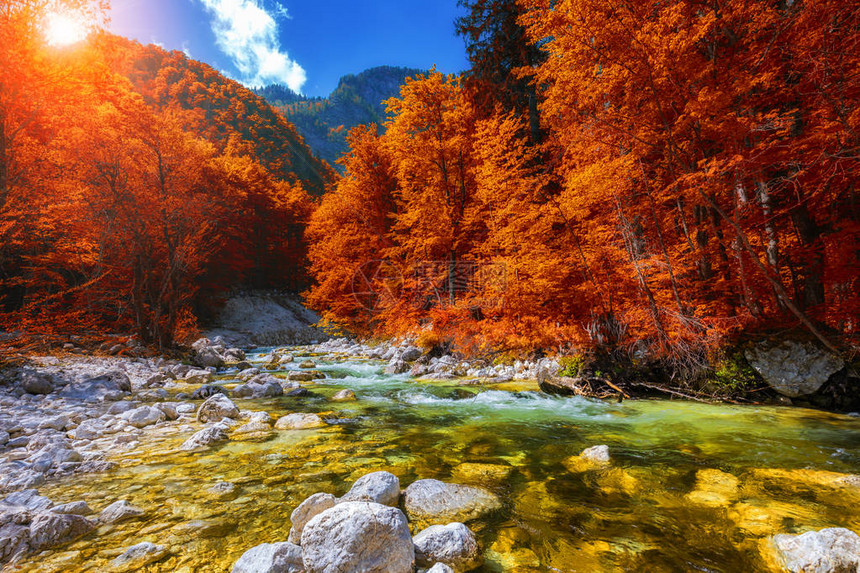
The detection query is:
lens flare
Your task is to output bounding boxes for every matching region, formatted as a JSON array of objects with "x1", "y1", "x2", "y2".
[{"x1": 45, "y1": 12, "x2": 88, "y2": 47}]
